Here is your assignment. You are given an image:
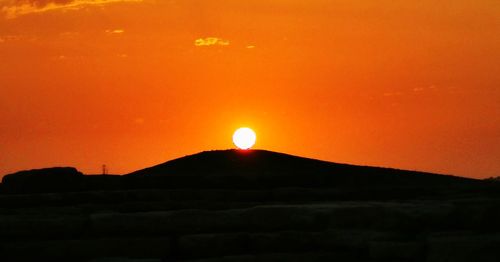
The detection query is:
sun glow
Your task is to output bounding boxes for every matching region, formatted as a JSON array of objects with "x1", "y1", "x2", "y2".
[{"x1": 232, "y1": 127, "x2": 256, "y2": 150}]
